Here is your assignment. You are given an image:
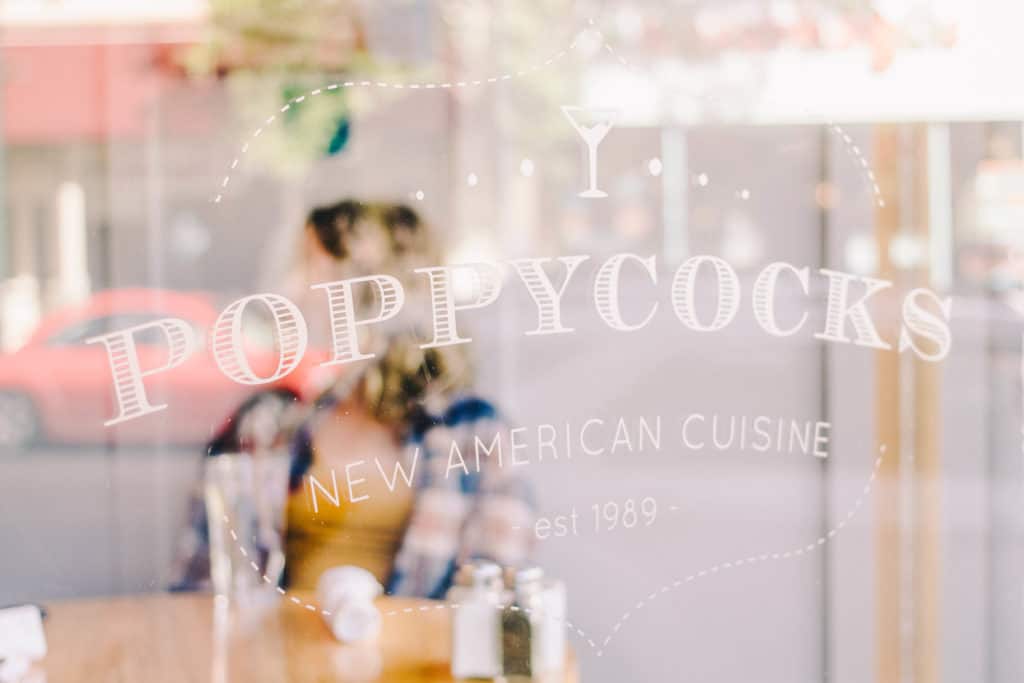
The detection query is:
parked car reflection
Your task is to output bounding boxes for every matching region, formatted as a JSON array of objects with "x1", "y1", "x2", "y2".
[{"x1": 0, "y1": 289, "x2": 323, "y2": 449}]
